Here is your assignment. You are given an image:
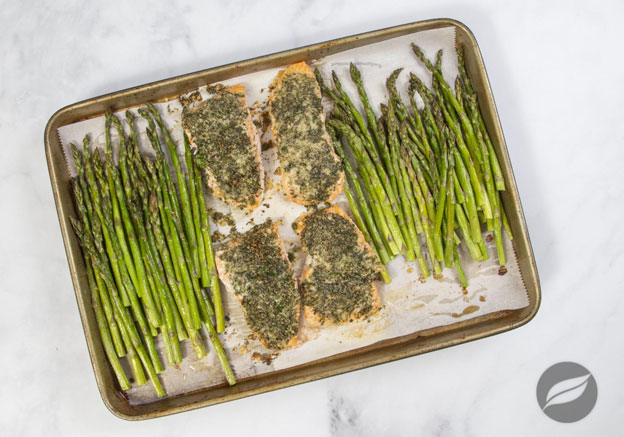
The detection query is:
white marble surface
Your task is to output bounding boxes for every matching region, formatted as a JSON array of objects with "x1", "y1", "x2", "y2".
[{"x1": 1, "y1": 0, "x2": 623, "y2": 435}]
